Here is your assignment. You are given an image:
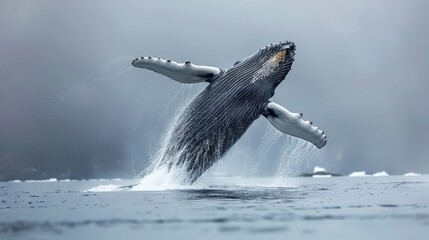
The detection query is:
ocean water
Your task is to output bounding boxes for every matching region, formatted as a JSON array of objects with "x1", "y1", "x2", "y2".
[{"x1": 1, "y1": 175, "x2": 428, "y2": 240}]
